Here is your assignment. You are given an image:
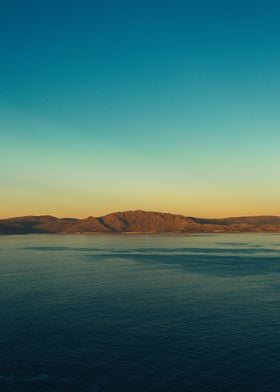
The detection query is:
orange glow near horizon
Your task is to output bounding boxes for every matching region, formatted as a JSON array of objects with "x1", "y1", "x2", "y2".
[{"x1": 1, "y1": 193, "x2": 280, "y2": 219}]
